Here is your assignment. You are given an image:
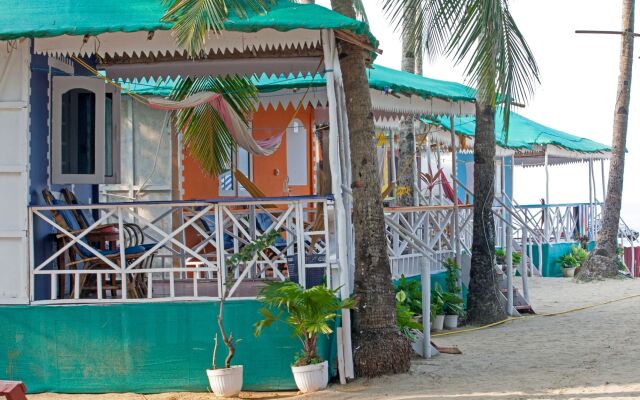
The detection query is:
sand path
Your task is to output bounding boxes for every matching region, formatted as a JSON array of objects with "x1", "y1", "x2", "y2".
[{"x1": 32, "y1": 277, "x2": 640, "y2": 400}]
